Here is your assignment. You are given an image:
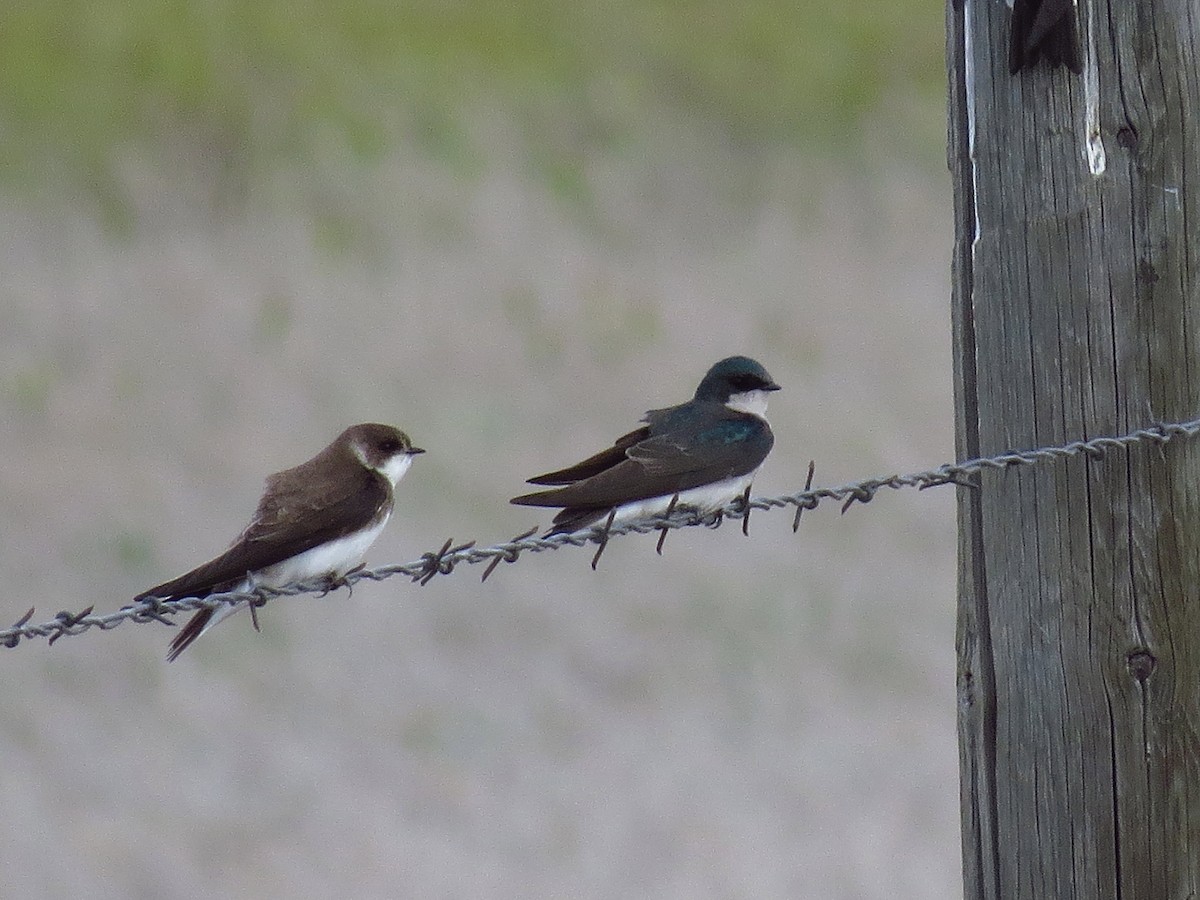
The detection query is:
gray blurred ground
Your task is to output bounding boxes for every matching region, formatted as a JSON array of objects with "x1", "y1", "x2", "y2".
[{"x1": 1, "y1": 106, "x2": 956, "y2": 898}]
